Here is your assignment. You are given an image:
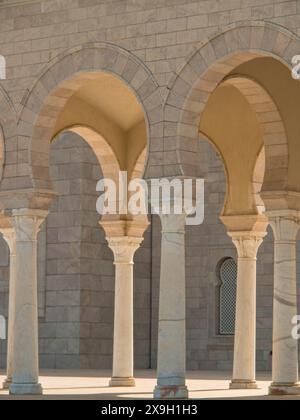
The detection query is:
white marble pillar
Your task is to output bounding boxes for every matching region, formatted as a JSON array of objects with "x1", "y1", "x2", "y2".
[
  {"x1": 229, "y1": 232, "x2": 265, "y2": 390},
  {"x1": 1, "y1": 229, "x2": 16, "y2": 390},
  {"x1": 9, "y1": 209, "x2": 48, "y2": 395},
  {"x1": 107, "y1": 236, "x2": 143, "y2": 387},
  {"x1": 154, "y1": 214, "x2": 188, "y2": 400},
  {"x1": 268, "y1": 212, "x2": 300, "y2": 395}
]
